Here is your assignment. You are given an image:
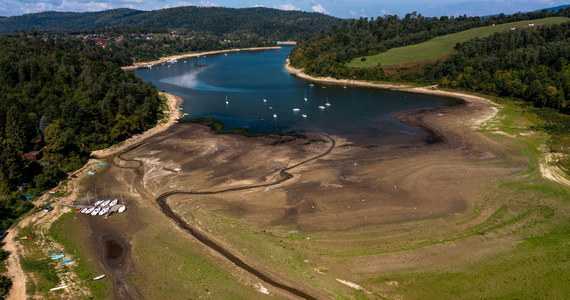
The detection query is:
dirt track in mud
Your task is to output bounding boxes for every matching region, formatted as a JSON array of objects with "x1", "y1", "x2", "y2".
[{"x1": 73, "y1": 87, "x2": 535, "y2": 300}]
